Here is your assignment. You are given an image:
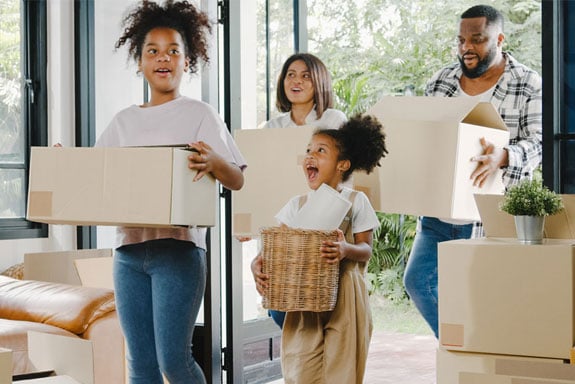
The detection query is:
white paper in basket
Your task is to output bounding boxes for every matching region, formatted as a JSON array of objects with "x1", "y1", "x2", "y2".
[{"x1": 290, "y1": 183, "x2": 352, "y2": 230}]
